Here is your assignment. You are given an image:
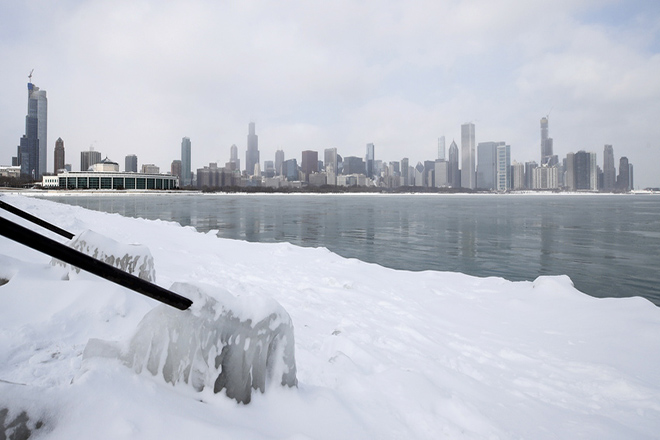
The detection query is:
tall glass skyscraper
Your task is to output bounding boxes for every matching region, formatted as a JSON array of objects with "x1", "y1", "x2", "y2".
[
  {"x1": 246, "y1": 122, "x2": 260, "y2": 176},
  {"x1": 603, "y1": 144, "x2": 616, "y2": 191},
  {"x1": 365, "y1": 143, "x2": 375, "y2": 178},
  {"x1": 54, "y1": 137, "x2": 65, "y2": 173},
  {"x1": 461, "y1": 123, "x2": 475, "y2": 189},
  {"x1": 181, "y1": 137, "x2": 192, "y2": 186},
  {"x1": 18, "y1": 79, "x2": 47, "y2": 178}
]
